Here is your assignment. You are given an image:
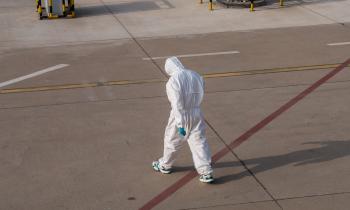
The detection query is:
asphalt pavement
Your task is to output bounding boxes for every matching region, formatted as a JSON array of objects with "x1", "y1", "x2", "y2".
[{"x1": 1, "y1": 0, "x2": 350, "y2": 209}]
